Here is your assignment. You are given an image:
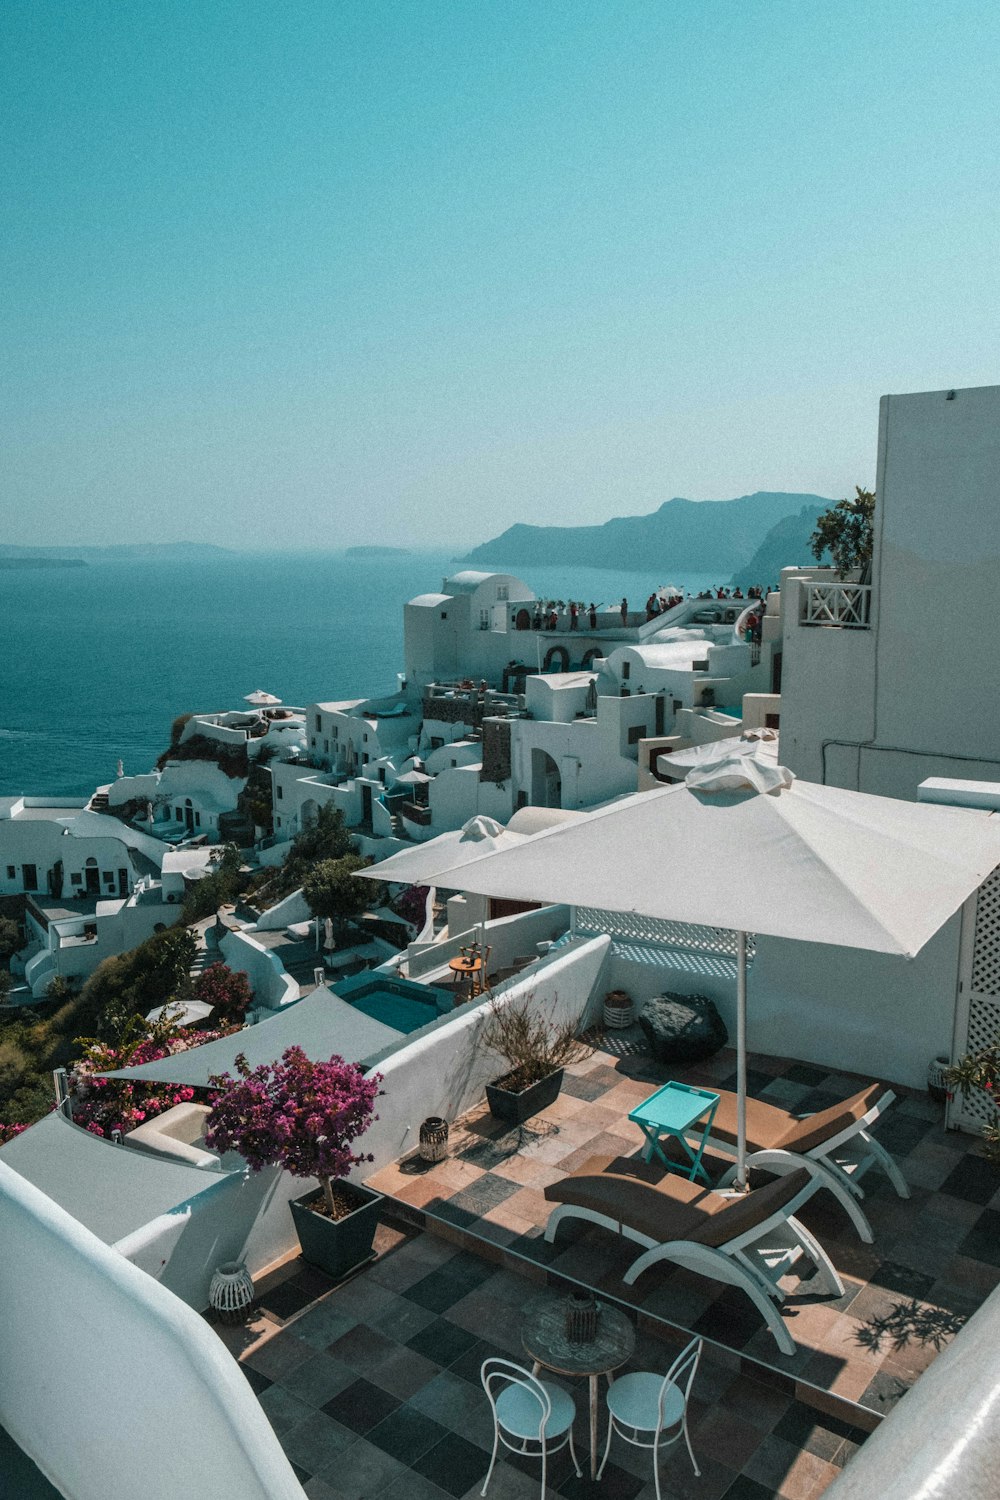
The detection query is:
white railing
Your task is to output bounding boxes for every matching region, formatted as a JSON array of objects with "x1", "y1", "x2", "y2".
[
  {"x1": 575, "y1": 906, "x2": 755, "y2": 959},
  {"x1": 802, "y1": 582, "x2": 872, "y2": 629}
]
